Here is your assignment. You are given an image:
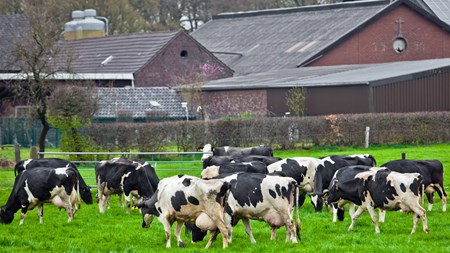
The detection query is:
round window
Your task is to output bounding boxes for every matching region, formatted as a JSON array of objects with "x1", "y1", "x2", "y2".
[{"x1": 393, "y1": 37, "x2": 407, "y2": 54}]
